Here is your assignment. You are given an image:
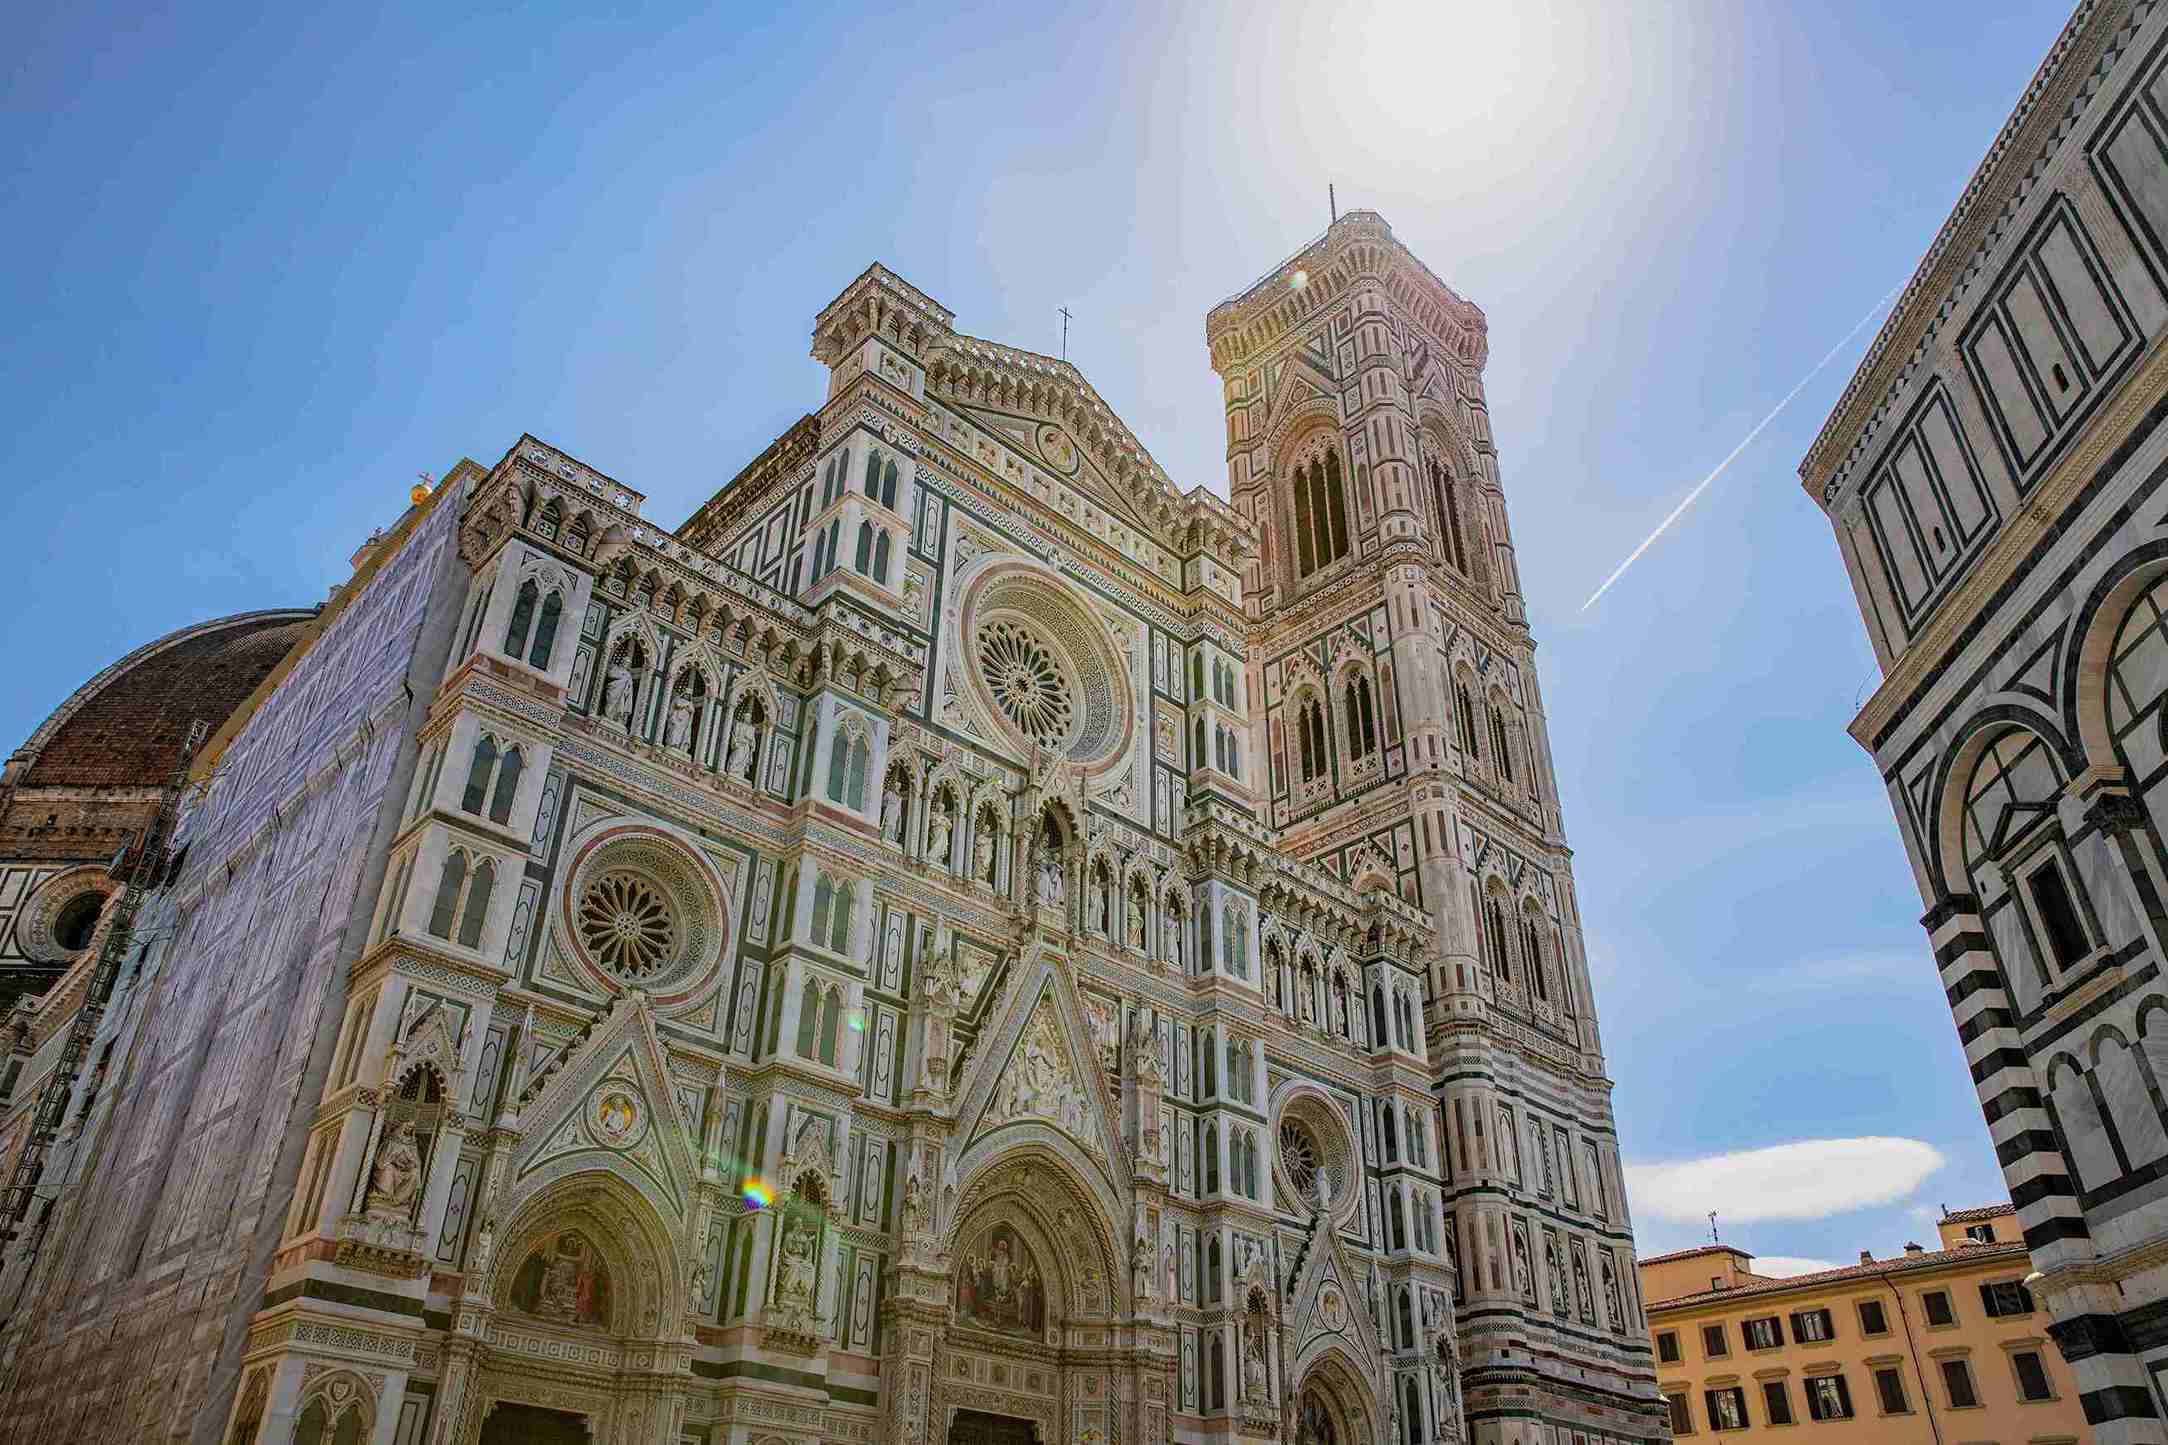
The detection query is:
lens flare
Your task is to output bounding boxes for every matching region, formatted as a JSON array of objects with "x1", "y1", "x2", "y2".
[{"x1": 741, "y1": 1177, "x2": 773, "y2": 1211}]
